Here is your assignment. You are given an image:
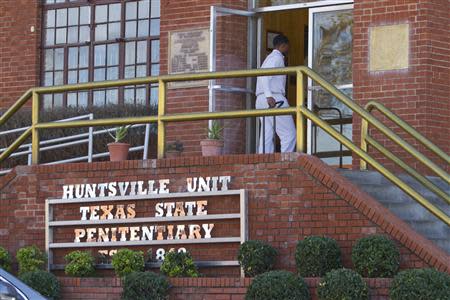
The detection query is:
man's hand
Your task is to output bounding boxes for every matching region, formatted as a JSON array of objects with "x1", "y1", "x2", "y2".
[{"x1": 267, "y1": 97, "x2": 276, "y2": 108}]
